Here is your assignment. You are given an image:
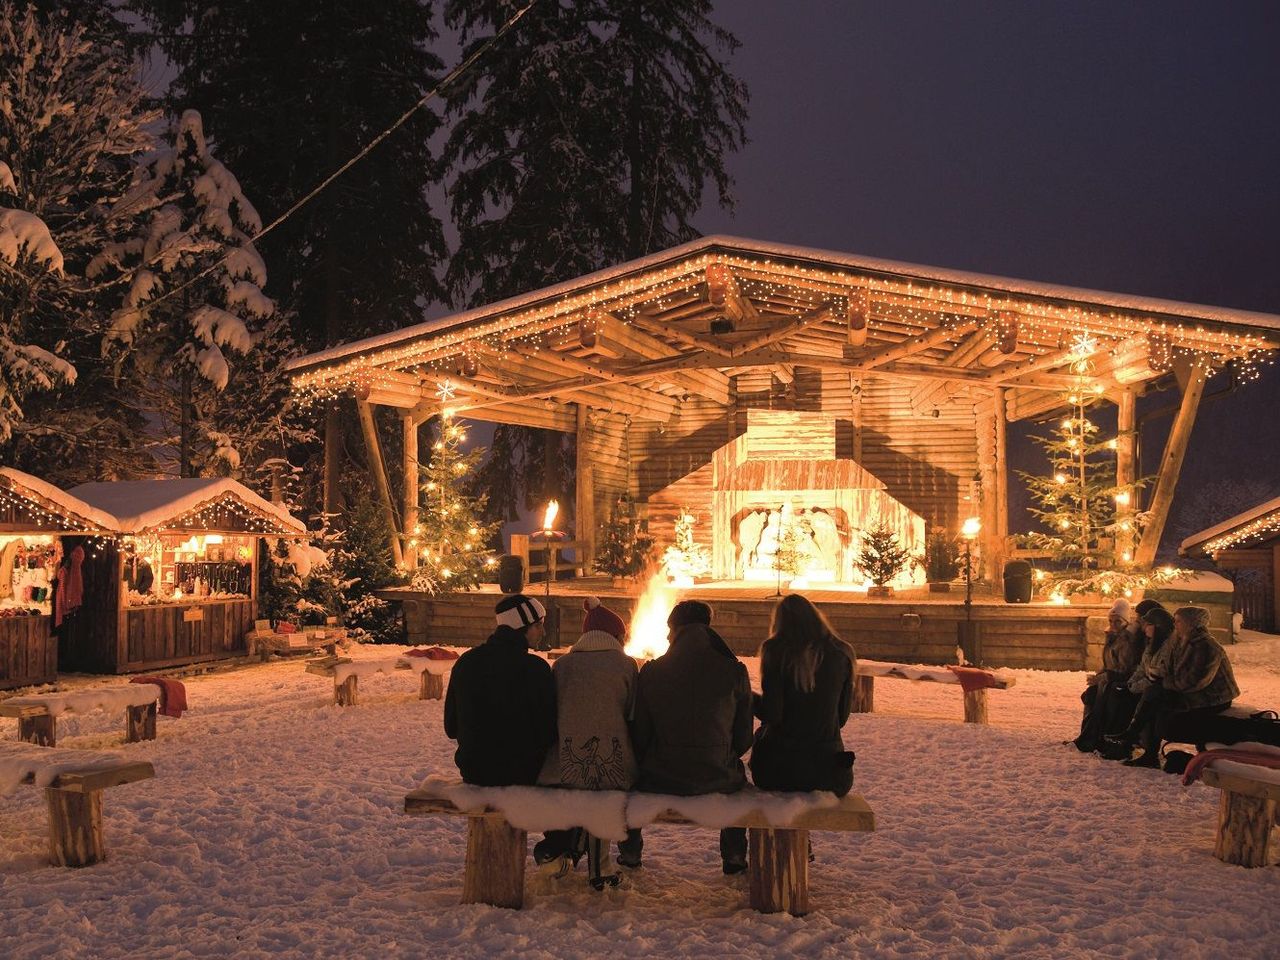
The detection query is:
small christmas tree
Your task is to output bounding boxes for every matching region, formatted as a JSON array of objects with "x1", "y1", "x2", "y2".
[
  {"x1": 340, "y1": 488, "x2": 409, "y2": 643},
  {"x1": 918, "y1": 527, "x2": 961, "y2": 583},
  {"x1": 595, "y1": 495, "x2": 654, "y2": 580},
  {"x1": 412, "y1": 410, "x2": 499, "y2": 594},
  {"x1": 661, "y1": 508, "x2": 712, "y2": 586},
  {"x1": 771, "y1": 504, "x2": 808, "y2": 581},
  {"x1": 856, "y1": 522, "x2": 914, "y2": 587}
]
